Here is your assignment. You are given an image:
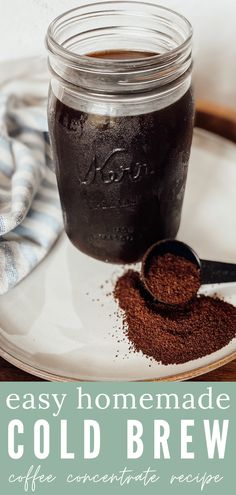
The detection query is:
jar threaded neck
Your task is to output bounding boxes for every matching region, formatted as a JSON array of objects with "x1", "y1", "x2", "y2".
[{"x1": 46, "y1": 1, "x2": 193, "y2": 94}]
